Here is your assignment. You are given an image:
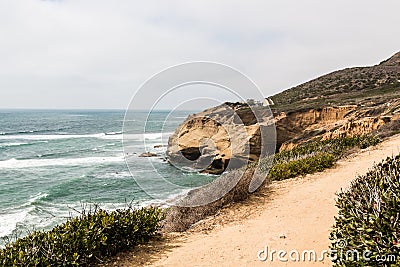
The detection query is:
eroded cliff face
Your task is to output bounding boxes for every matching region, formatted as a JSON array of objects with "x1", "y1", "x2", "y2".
[
  {"x1": 271, "y1": 51, "x2": 400, "y2": 150},
  {"x1": 321, "y1": 117, "x2": 391, "y2": 140},
  {"x1": 278, "y1": 100, "x2": 400, "y2": 151},
  {"x1": 275, "y1": 105, "x2": 357, "y2": 149},
  {"x1": 166, "y1": 103, "x2": 275, "y2": 174}
]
